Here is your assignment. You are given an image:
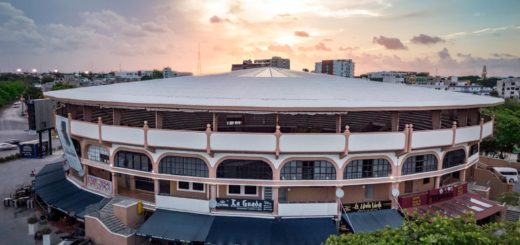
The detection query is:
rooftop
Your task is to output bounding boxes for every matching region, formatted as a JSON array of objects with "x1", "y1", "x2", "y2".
[{"x1": 45, "y1": 67, "x2": 503, "y2": 113}]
